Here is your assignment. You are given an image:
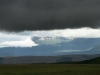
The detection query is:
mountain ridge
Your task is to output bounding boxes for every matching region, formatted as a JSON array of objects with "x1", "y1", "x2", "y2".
[{"x1": 0, "y1": 54, "x2": 100, "y2": 64}]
